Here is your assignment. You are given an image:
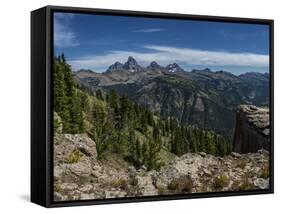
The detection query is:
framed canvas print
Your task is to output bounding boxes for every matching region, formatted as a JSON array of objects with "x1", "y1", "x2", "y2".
[{"x1": 31, "y1": 5, "x2": 274, "y2": 207}]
